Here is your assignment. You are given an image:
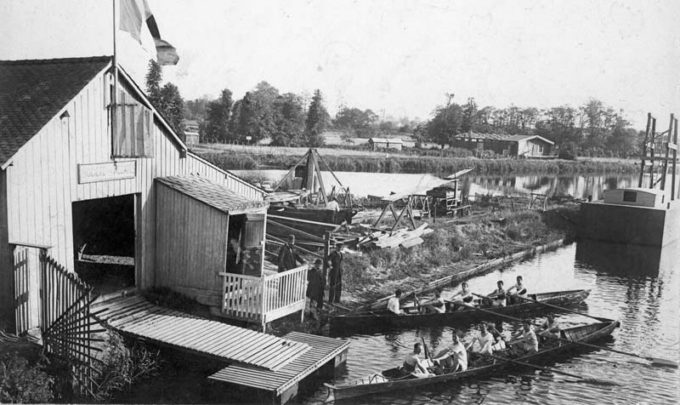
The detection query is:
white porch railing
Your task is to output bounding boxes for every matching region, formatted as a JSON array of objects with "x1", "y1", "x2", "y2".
[{"x1": 219, "y1": 265, "x2": 308, "y2": 330}]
